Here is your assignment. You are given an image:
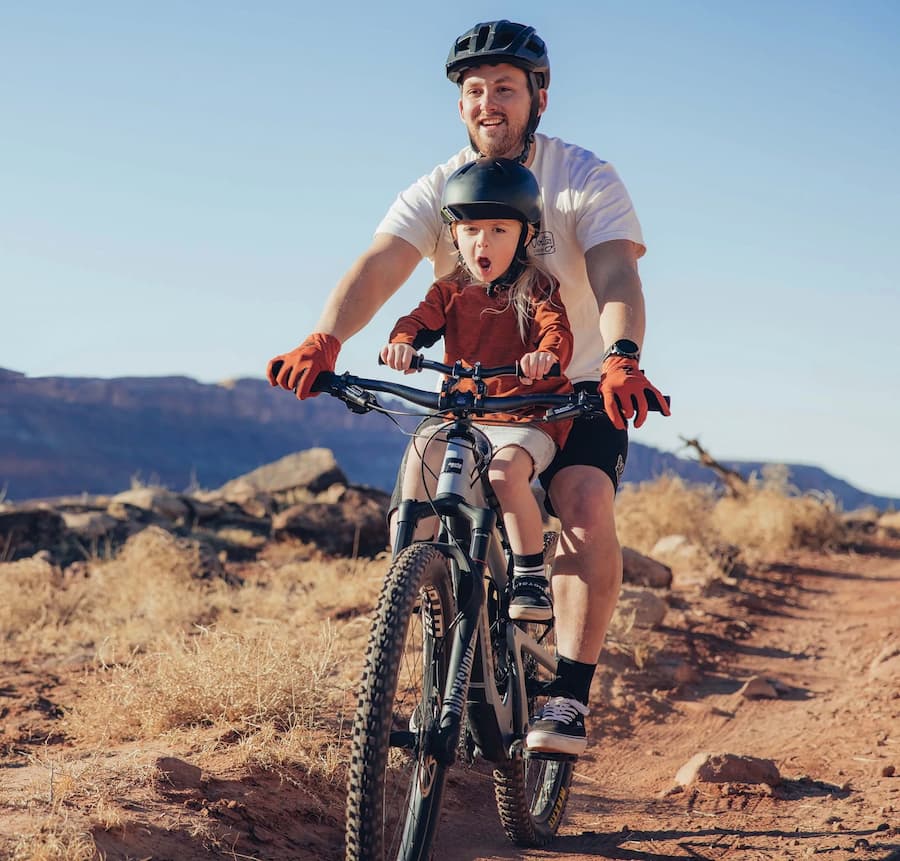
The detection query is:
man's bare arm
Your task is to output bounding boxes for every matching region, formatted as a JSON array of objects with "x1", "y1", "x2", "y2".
[
  {"x1": 314, "y1": 233, "x2": 423, "y2": 343},
  {"x1": 587, "y1": 239, "x2": 669, "y2": 427},
  {"x1": 585, "y1": 239, "x2": 646, "y2": 348}
]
